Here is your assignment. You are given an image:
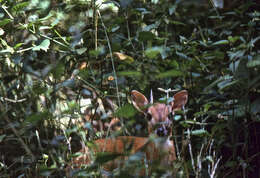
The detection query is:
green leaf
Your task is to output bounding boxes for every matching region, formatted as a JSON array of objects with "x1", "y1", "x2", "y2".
[
  {"x1": 111, "y1": 25, "x2": 120, "y2": 32},
  {"x1": 89, "y1": 46, "x2": 105, "y2": 57},
  {"x1": 12, "y1": 2, "x2": 30, "y2": 12},
  {"x1": 0, "y1": 19, "x2": 12, "y2": 26},
  {"x1": 0, "y1": 134, "x2": 6, "y2": 142},
  {"x1": 145, "y1": 47, "x2": 161, "y2": 59},
  {"x1": 24, "y1": 112, "x2": 49, "y2": 126},
  {"x1": 227, "y1": 50, "x2": 246, "y2": 60},
  {"x1": 115, "y1": 104, "x2": 136, "y2": 118},
  {"x1": 144, "y1": 46, "x2": 169, "y2": 59},
  {"x1": 113, "y1": 52, "x2": 134, "y2": 63},
  {"x1": 33, "y1": 81, "x2": 47, "y2": 94},
  {"x1": 176, "y1": 51, "x2": 191, "y2": 60},
  {"x1": 138, "y1": 31, "x2": 155, "y2": 42},
  {"x1": 234, "y1": 58, "x2": 249, "y2": 79},
  {"x1": 143, "y1": 21, "x2": 160, "y2": 32},
  {"x1": 186, "y1": 129, "x2": 209, "y2": 136},
  {"x1": 117, "y1": 71, "x2": 142, "y2": 77},
  {"x1": 171, "y1": 20, "x2": 186, "y2": 26},
  {"x1": 204, "y1": 75, "x2": 233, "y2": 92},
  {"x1": 32, "y1": 39, "x2": 50, "y2": 52},
  {"x1": 14, "y1": 43, "x2": 24, "y2": 49},
  {"x1": 247, "y1": 55, "x2": 260, "y2": 68},
  {"x1": 217, "y1": 79, "x2": 239, "y2": 91},
  {"x1": 174, "y1": 115, "x2": 182, "y2": 121},
  {"x1": 156, "y1": 69, "x2": 183, "y2": 78},
  {"x1": 76, "y1": 48, "x2": 87, "y2": 55},
  {"x1": 212, "y1": 40, "x2": 229, "y2": 46},
  {"x1": 228, "y1": 36, "x2": 240, "y2": 44},
  {"x1": 249, "y1": 36, "x2": 260, "y2": 47},
  {"x1": 169, "y1": 4, "x2": 177, "y2": 15}
]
